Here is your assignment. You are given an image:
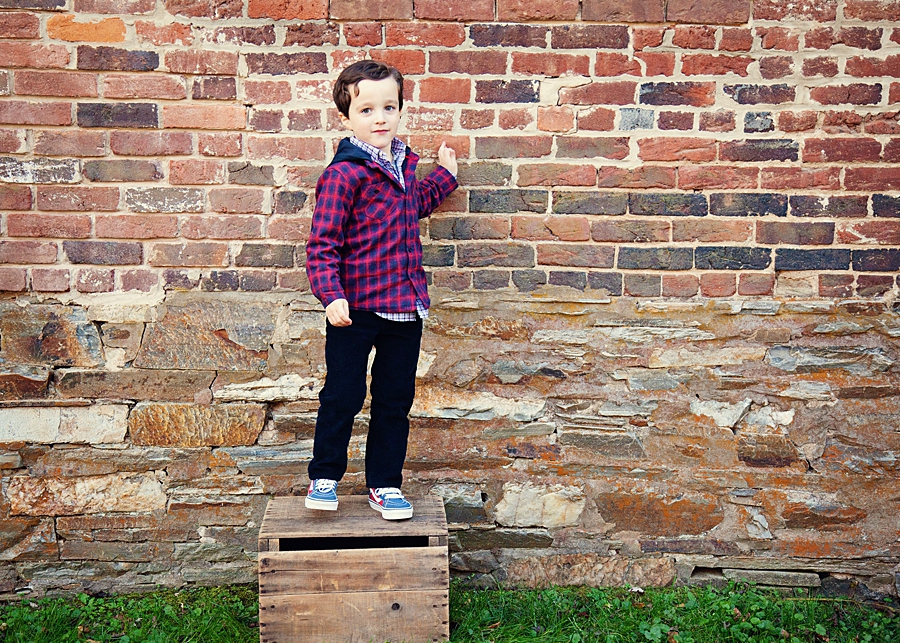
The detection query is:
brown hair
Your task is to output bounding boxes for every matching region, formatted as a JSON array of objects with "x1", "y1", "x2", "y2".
[{"x1": 333, "y1": 60, "x2": 404, "y2": 117}]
